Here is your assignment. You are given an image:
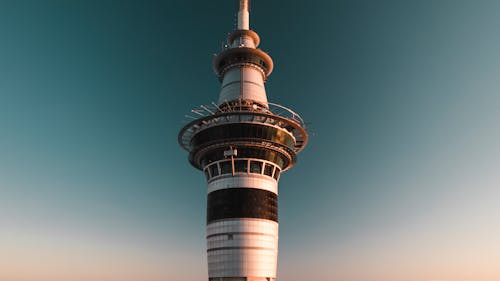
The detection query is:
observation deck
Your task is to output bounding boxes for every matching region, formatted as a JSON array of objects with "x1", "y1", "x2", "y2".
[{"x1": 178, "y1": 99, "x2": 308, "y2": 171}]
